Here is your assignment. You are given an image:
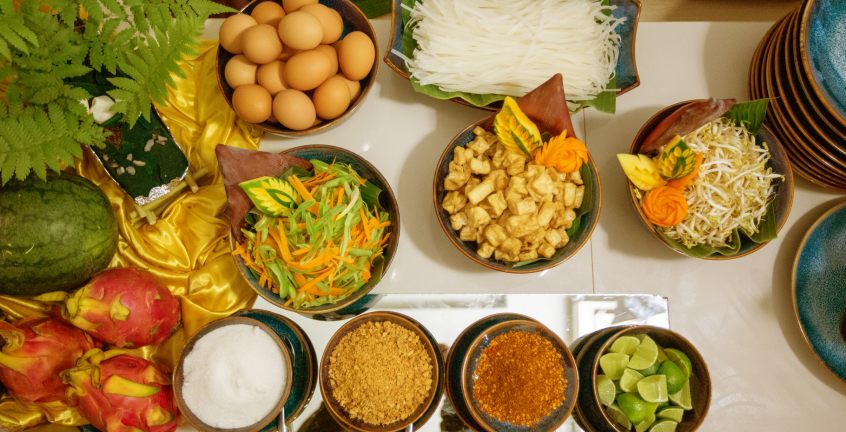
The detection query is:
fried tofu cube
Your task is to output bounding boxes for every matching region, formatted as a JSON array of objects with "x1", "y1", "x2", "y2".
[
  {"x1": 442, "y1": 191, "x2": 467, "y2": 215},
  {"x1": 537, "y1": 202, "x2": 556, "y2": 227},
  {"x1": 450, "y1": 212, "x2": 468, "y2": 230},
  {"x1": 500, "y1": 237, "x2": 521, "y2": 255},
  {"x1": 453, "y1": 146, "x2": 469, "y2": 165},
  {"x1": 488, "y1": 169, "x2": 508, "y2": 191},
  {"x1": 505, "y1": 214, "x2": 539, "y2": 238},
  {"x1": 563, "y1": 182, "x2": 577, "y2": 208},
  {"x1": 466, "y1": 206, "x2": 491, "y2": 229},
  {"x1": 574, "y1": 185, "x2": 585, "y2": 208},
  {"x1": 459, "y1": 226, "x2": 477, "y2": 242},
  {"x1": 538, "y1": 242, "x2": 556, "y2": 259},
  {"x1": 505, "y1": 152, "x2": 526, "y2": 176},
  {"x1": 568, "y1": 169, "x2": 583, "y2": 185},
  {"x1": 468, "y1": 134, "x2": 491, "y2": 156},
  {"x1": 558, "y1": 228, "x2": 570, "y2": 247},
  {"x1": 445, "y1": 163, "x2": 470, "y2": 190},
  {"x1": 508, "y1": 198, "x2": 537, "y2": 216},
  {"x1": 530, "y1": 172, "x2": 554, "y2": 197},
  {"x1": 562, "y1": 208, "x2": 577, "y2": 229},
  {"x1": 507, "y1": 175, "x2": 528, "y2": 195},
  {"x1": 518, "y1": 249, "x2": 538, "y2": 262},
  {"x1": 469, "y1": 158, "x2": 491, "y2": 175},
  {"x1": 466, "y1": 180, "x2": 495, "y2": 205},
  {"x1": 525, "y1": 228, "x2": 546, "y2": 245},
  {"x1": 484, "y1": 223, "x2": 508, "y2": 247},
  {"x1": 486, "y1": 191, "x2": 508, "y2": 217},
  {"x1": 491, "y1": 147, "x2": 505, "y2": 169},
  {"x1": 477, "y1": 242, "x2": 495, "y2": 259},
  {"x1": 545, "y1": 229, "x2": 564, "y2": 248}
]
